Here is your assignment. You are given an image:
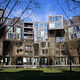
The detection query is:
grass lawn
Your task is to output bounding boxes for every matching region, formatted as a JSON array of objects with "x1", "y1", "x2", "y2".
[{"x1": 0, "y1": 68, "x2": 80, "y2": 80}]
